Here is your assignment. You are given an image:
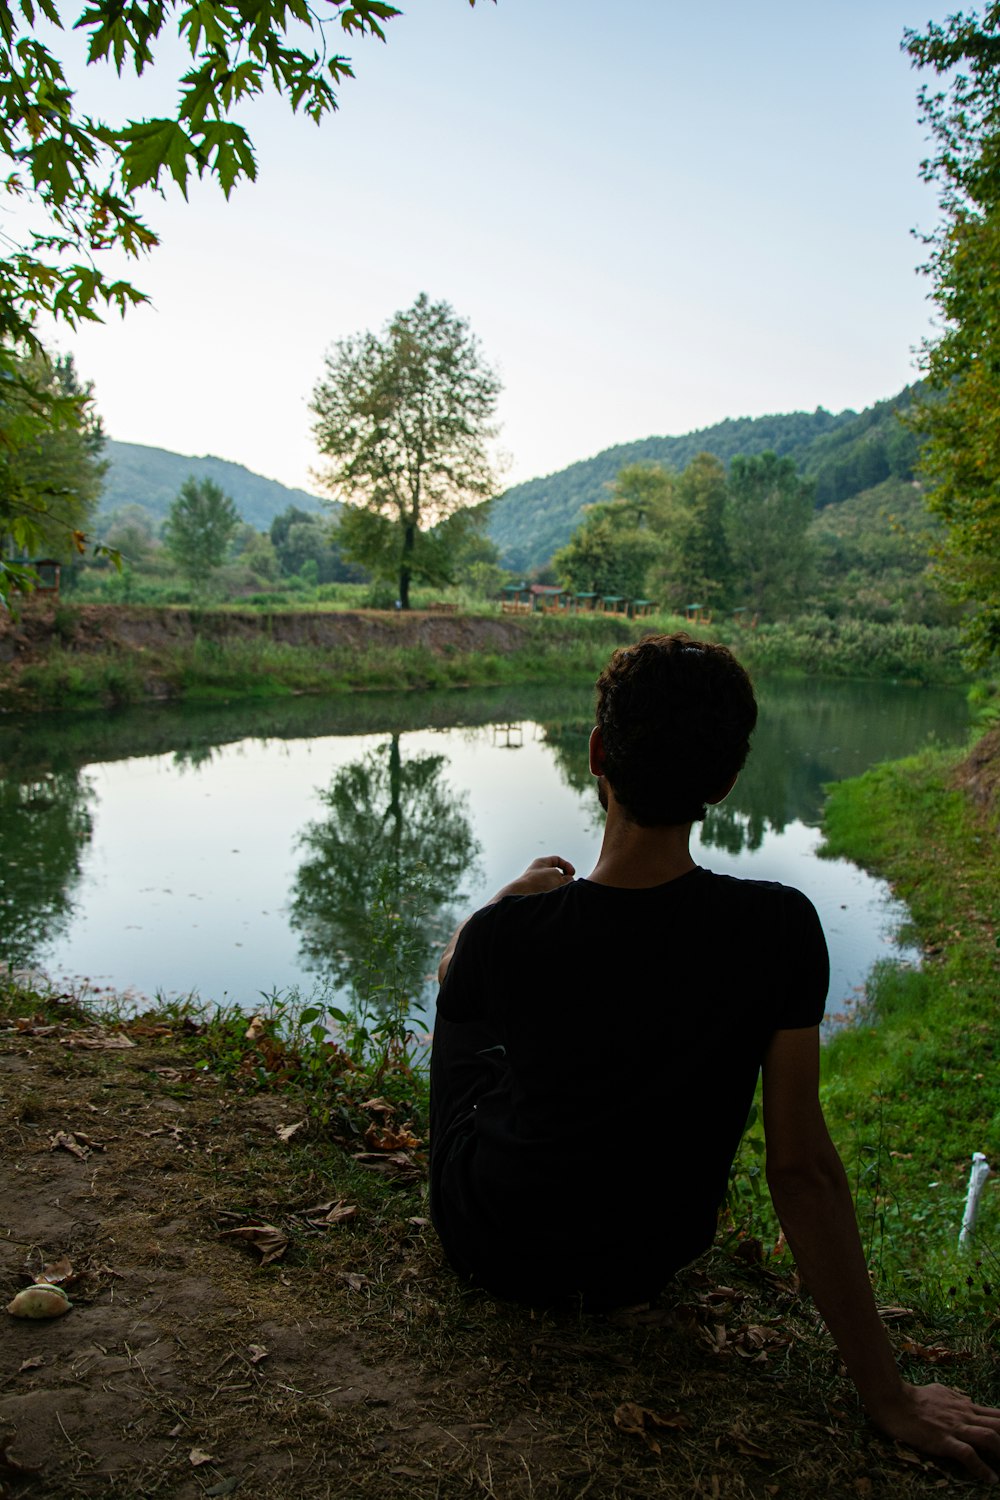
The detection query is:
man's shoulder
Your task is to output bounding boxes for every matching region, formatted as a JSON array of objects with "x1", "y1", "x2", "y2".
[
  {"x1": 461, "y1": 870, "x2": 821, "y2": 941},
  {"x1": 700, "y1": 869, "x2": 817, "y2": 907}
]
